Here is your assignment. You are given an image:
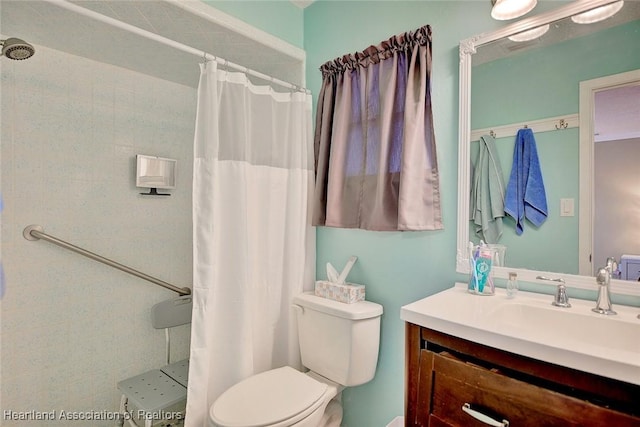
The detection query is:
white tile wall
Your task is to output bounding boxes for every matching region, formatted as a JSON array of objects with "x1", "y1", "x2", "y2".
[{"x1": 1, "y1": 44, "x2": 195, "y2": 426}]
